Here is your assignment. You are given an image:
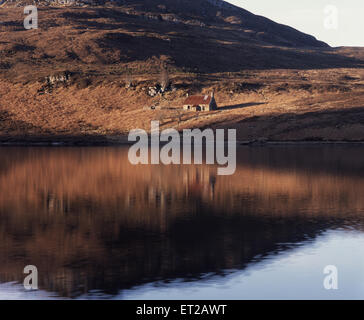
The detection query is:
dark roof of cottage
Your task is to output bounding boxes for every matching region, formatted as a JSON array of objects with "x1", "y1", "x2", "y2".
[{"x1": 183, "y1": 95, "x2": 213, "y2": 105}]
